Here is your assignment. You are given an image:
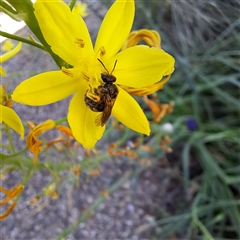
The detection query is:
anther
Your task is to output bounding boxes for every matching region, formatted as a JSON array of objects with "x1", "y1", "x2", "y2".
[
  {"x1": 82, "y1": 72, "x2": 90, "y2": 81},
  {"x1": 61, "y1": 67, "x2": 73, "y2": 77},
  {"x1": 75, "y1": 38, "x2": 85, "y2": 48},
  {"x1": 99, "y1": 46, "x2": 106, "y2": 57}
]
